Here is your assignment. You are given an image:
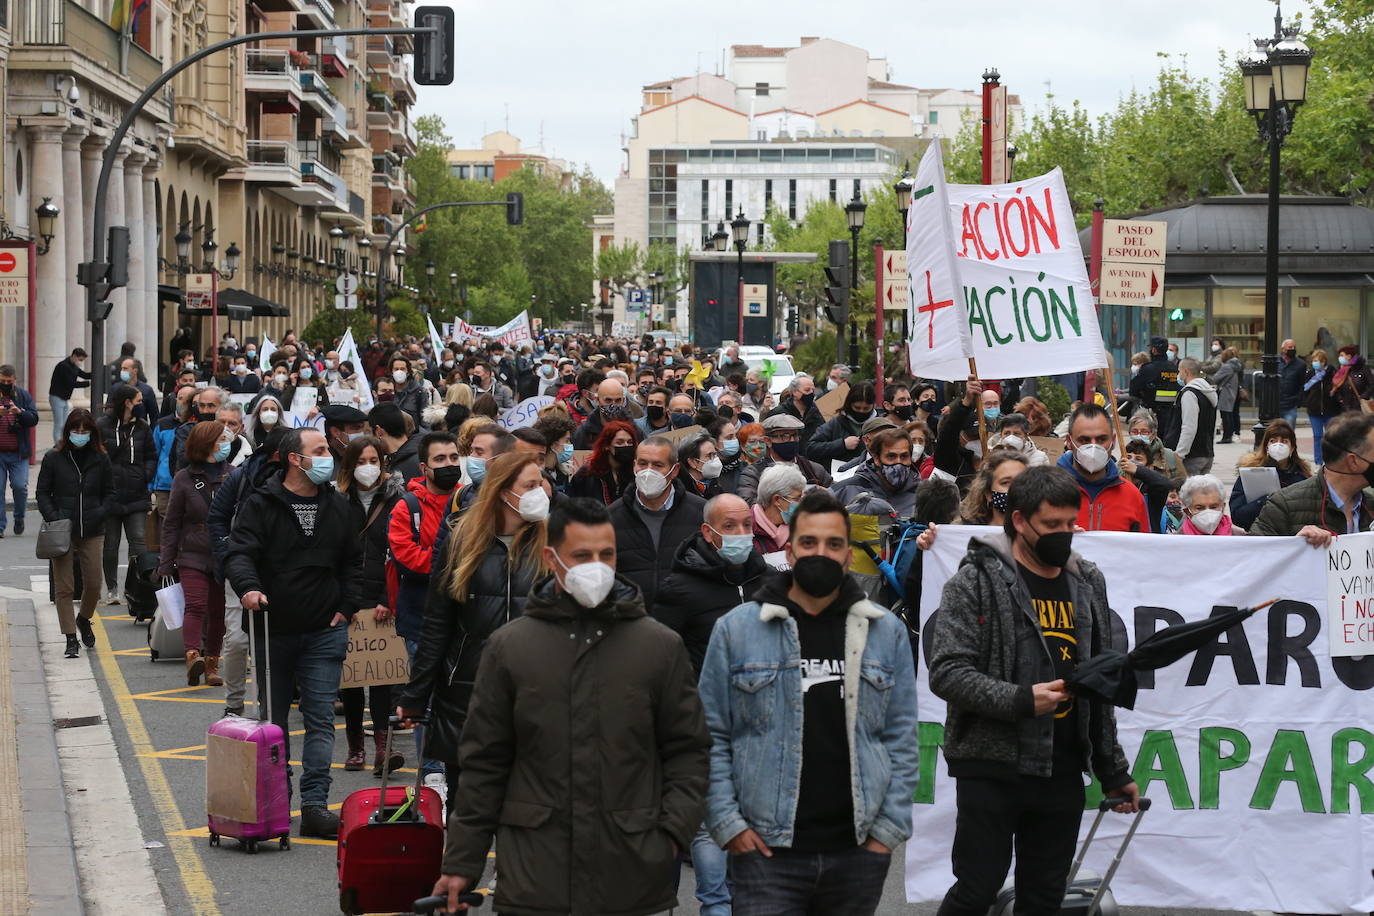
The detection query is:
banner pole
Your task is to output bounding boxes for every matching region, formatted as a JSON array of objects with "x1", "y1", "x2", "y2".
[
  {"x1": 969, "y1": 357, "x2": 988, "y2": 451},
  {"x1": 1103, "y1": 350, "x2": 1127, "y2": 452}
]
